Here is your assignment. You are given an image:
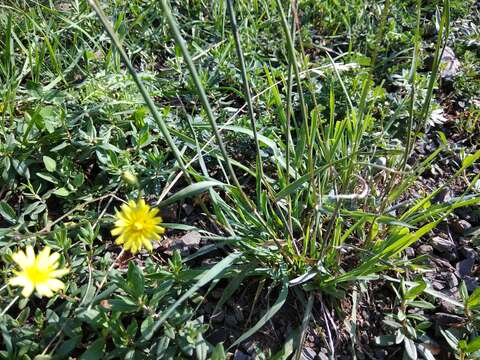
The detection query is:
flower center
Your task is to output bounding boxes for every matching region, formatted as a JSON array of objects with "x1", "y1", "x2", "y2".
[
  {"x1": 25, "y1": 264, "x2": 49, "y2": 284},
  {"x1": 133, "y1": 221, "x2": 144, "y2": 231}
]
